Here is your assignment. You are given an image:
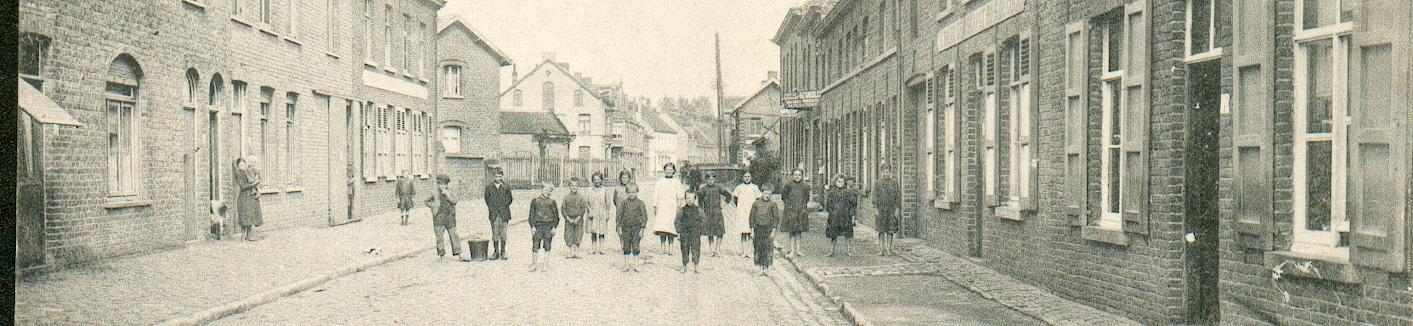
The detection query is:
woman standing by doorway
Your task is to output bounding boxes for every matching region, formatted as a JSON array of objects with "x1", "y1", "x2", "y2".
[{"x1": 235, "y1": 157, "x2": 264, "y2": 241}]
